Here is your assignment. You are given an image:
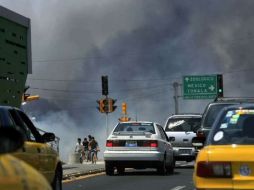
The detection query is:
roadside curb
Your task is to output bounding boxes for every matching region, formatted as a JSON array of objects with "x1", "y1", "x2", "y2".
[{"x1": 63, "y1": 168, "x2": 105, "y2": 180}]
